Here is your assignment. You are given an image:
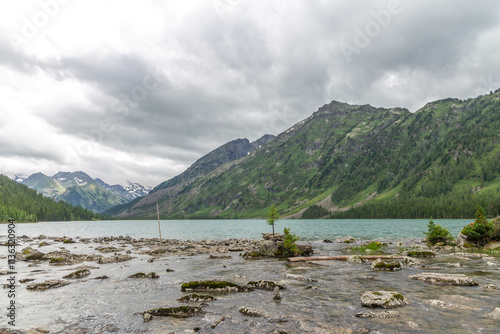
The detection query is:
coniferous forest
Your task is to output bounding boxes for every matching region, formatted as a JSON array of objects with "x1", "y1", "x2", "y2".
[{"x1": 0, "y1": 174, "x2": 99, "y2": 222}]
